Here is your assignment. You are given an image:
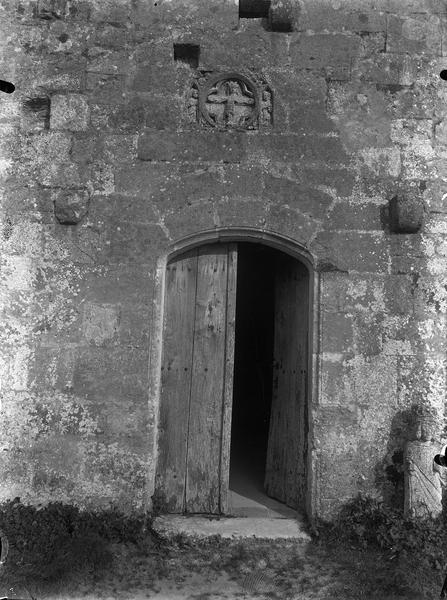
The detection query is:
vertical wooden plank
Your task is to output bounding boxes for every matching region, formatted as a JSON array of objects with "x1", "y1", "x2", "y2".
[
  {"x1": 286, "y1": 263, "x2": 308, "y2": 508},
  {"x1": 219, "y1": 244, "x2": 238, "y2": 514},
  {"x1": 154, "y1": 250, "x2": 198, "y2": 513},
  {"x1": 186, "y1": 244, "x2": 229, "y2": 513},
  {"x1": 265, "y1": 260, "x2": 289, "y2": 503},
  {"x1": 265, "y1": 255, "x2": 309, "y2": 510},
  {"x1": 297, "y1": 270, "x2": 309, "y2": 507}
]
